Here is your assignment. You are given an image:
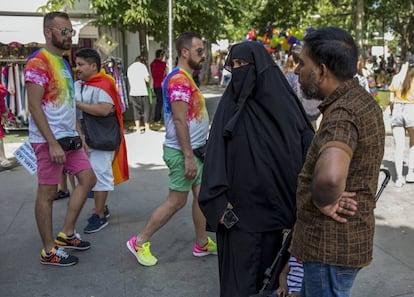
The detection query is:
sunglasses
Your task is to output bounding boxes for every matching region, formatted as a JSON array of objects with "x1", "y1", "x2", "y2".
[
  {"x1": 184, "y1": 47, "x2": 205, "y2": 57},
  {"x1": 49, "y1": 27, "x2": 77, "y2": 37}
]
